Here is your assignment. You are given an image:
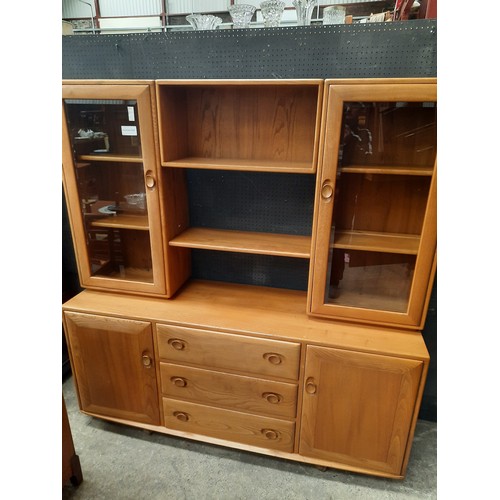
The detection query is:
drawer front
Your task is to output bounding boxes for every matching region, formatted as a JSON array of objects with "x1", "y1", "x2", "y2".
[
  {"x1": 160, "y1": 363, "x2": 298, "y2": 419},
  {"x1": 156, "y1": 325, "x2": 300, "y2": 380},
  {"x1": 163, "y1": 398, "x2": 295, "y2": 453}
]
